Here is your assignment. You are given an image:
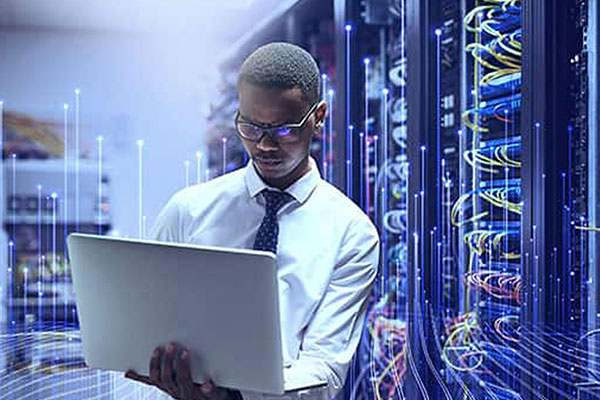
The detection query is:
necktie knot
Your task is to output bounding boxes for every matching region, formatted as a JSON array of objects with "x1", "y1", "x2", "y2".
[{"x1": 263, "y1": 190, "x2": 293, "y2": 215}]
